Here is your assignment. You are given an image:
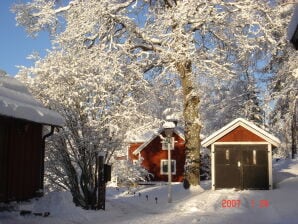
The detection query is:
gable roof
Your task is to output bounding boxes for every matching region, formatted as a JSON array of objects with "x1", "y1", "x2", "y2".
[
  {"x1": 201, "y1": 118, "x2": 280, "y2": 147},
  {"x1": 132, "y1": 127, "x2": 185, "y2": 155},
  {"x1": 0, "y1": 76, "x2": 64, "y2": 127}
]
